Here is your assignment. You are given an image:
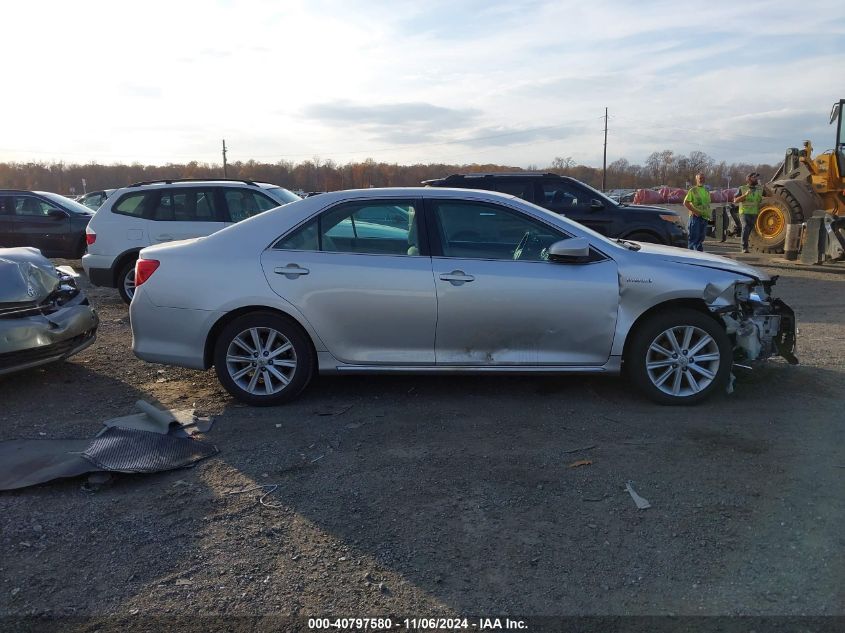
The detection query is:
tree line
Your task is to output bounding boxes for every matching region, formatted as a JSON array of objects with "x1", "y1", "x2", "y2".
[{"x1": 0, "y1": 151, "x2": 779, "y2": 195}]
